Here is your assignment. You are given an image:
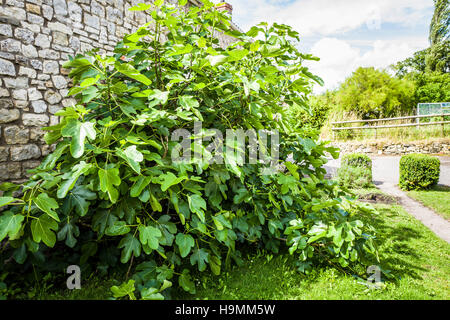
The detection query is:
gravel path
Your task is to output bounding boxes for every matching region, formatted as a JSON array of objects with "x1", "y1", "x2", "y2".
[{"x1": 324, "y1": 155, "x2": 450, "y2": 243}]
